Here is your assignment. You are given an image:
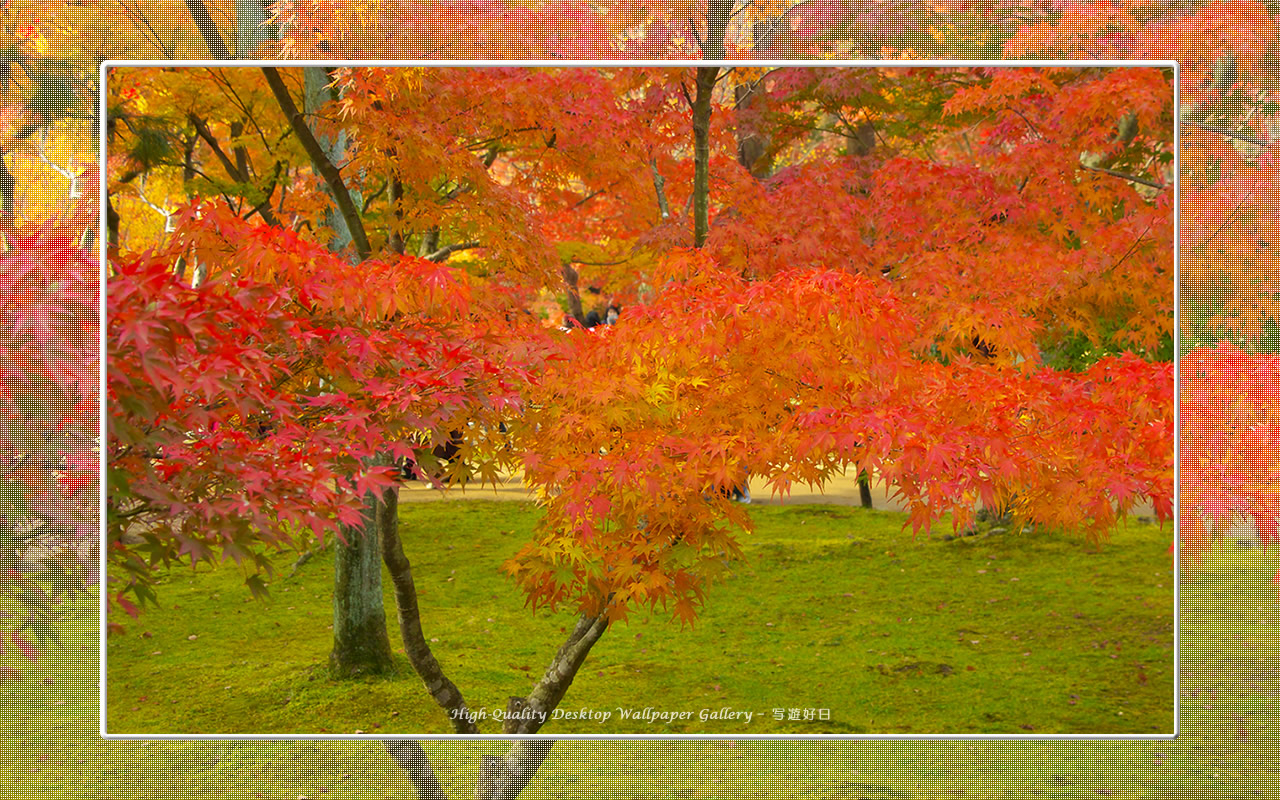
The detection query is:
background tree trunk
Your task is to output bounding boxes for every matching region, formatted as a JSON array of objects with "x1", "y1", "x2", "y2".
[
  {"x1": 691, "y1": 0, "x2": 733, "y2": 247},
  {"x1": 858, "y1": 470, "x2": 874, "y2": 509},
  {"x1": 691, "y1": 66, "x2": 718, "y2": 249}
]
